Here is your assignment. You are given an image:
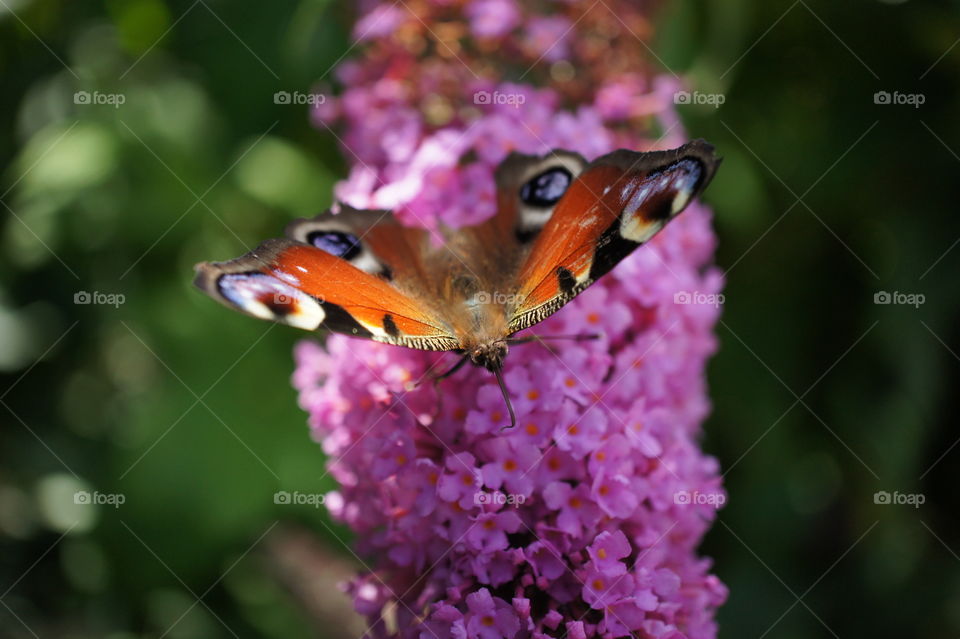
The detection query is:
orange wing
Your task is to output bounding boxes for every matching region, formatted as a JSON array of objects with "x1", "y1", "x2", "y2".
[
  {"x1": 509, "y1": 140, "x2": 720, "y2": 332},
  {"x1": 194, "y1": 237, "x2": 459, "y2": 351}
]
